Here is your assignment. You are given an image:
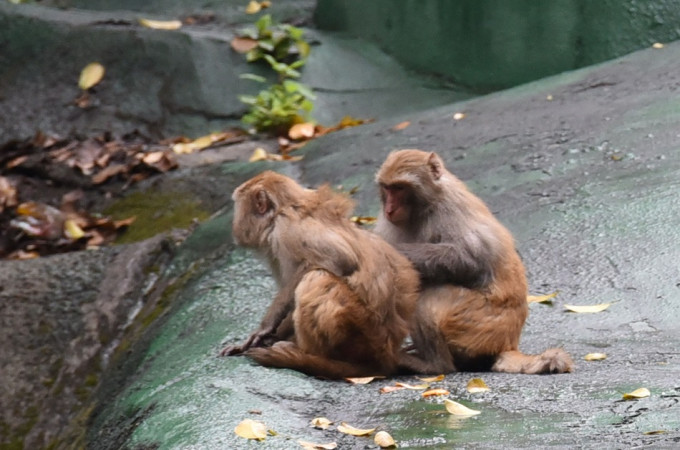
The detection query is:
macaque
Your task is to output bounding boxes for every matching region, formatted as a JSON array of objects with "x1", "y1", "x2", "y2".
[
  {"x1": 375, "y1": 149, "x2": 573, "y2": 374},
  {"x1": 220, "y1": 171, "x2": 419, "y2": 379}
]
